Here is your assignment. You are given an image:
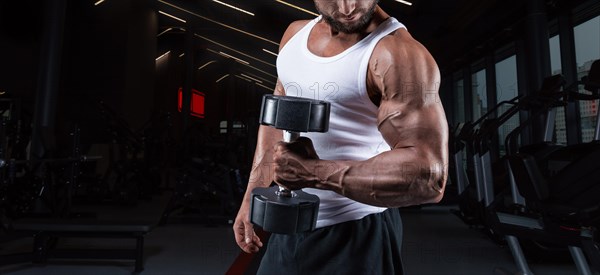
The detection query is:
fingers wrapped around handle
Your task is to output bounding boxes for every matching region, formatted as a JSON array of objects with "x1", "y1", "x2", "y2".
[{"x1": 273, "y1": 137, "x2": 320, "y2": 190}]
